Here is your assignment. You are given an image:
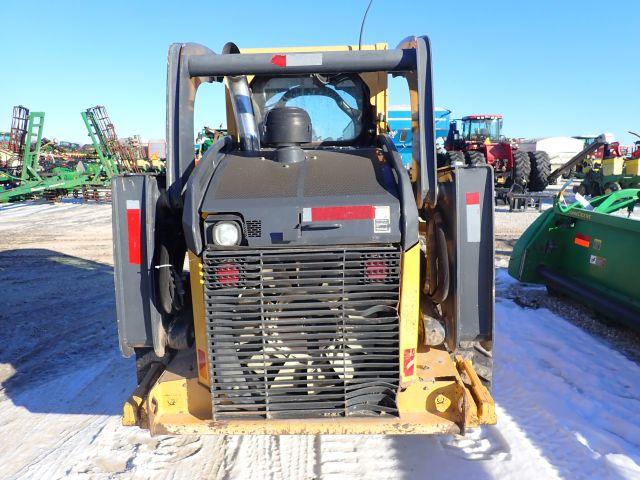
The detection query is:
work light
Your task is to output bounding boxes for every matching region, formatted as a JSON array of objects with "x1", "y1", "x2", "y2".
[{"x1": 212, "y1": 221, "x2": 241, "y2": 246}]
